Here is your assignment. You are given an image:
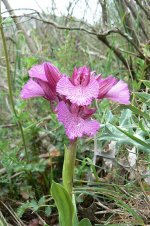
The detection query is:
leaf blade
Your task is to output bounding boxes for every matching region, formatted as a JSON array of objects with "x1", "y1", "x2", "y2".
[
  {"x1": 115, "y1": 126, "x2": 150, "y2": 151},
  {"x1": 51, "y1": 181, "x2": 74, "y2": 226},
  {"x1": 78, "y1": 218, "x2": 92, "y2": 226}
]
